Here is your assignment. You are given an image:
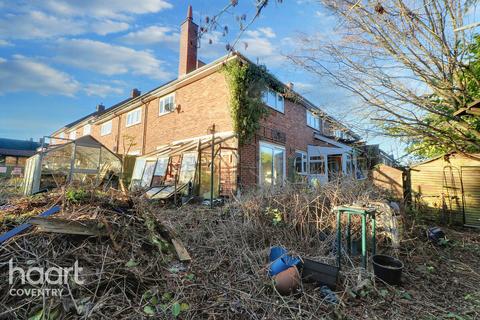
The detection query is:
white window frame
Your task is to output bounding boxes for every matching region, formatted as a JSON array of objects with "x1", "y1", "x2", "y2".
[
  {"x1": 262, "y1": 88, "x2": 284, "y2": 113},
  {"x1": 309, "y1": 154, "x2": 326, "y2": 175},
  {"x1": 307, "y1": 110, "x2": 321, "y2": 131},
  {"x1": 159, "y1": 93, "x2": 175, "y2": 115},
  {"x1": 69, "y1": 131, "x2": 76, "y2": 140},
  {"x1": 126, "y1": 107, "x2": 142, "y2": 127},
  {"x1": 83, "y1": 124, "x2": 91, "y2": 136},
  {"x1": 294, "y1": 150, "x2": 307, "y2": 175},
  {"x1": 259, "y1": 141, "x2": 286, "y2": 186},
  {"x1": 100, "y1": 120, "x2": 112, "y2": 136}
]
